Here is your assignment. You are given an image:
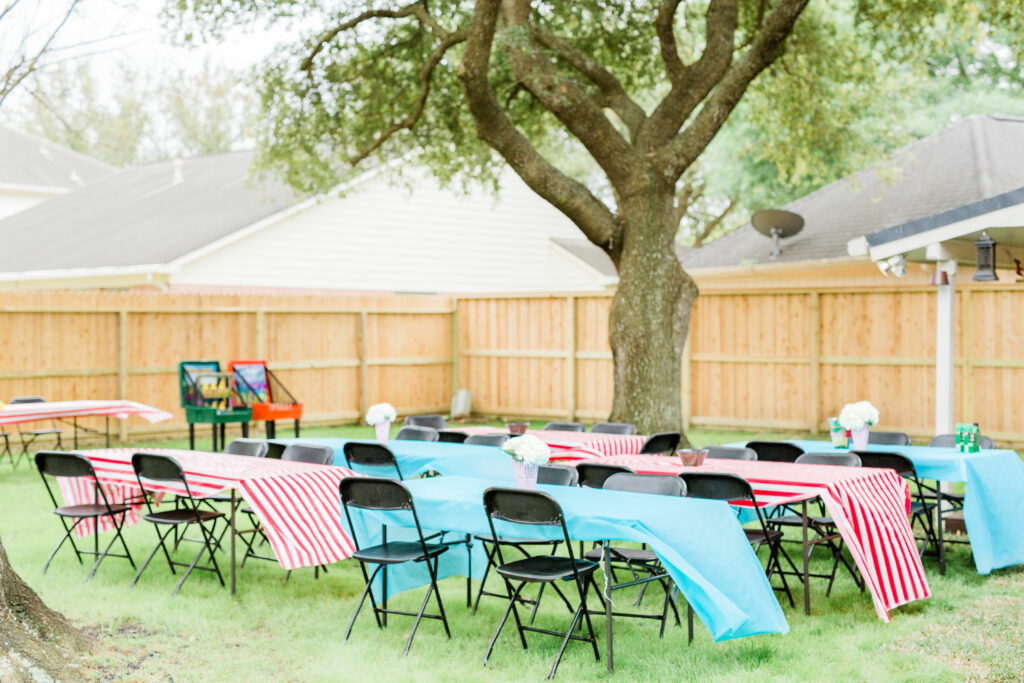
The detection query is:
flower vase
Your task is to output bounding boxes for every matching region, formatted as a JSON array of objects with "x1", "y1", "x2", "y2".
[
  {"x1": 374, "y1": 421, "x2": 391, "y2": 443},
  {"x1": 513, "y1": 460, "x2": 538, "y2": 489},
  {"x1": 851, "y1": 427, "x2": 869, "y2": 450}
]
